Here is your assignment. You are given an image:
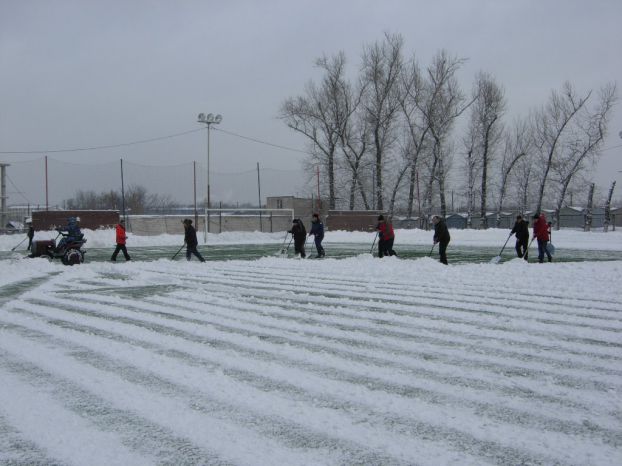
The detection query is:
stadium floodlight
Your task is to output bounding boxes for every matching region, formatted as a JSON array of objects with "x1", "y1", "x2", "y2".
[{"x1": 197, "y1": 112, "x2": 223, "y2": 239}]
